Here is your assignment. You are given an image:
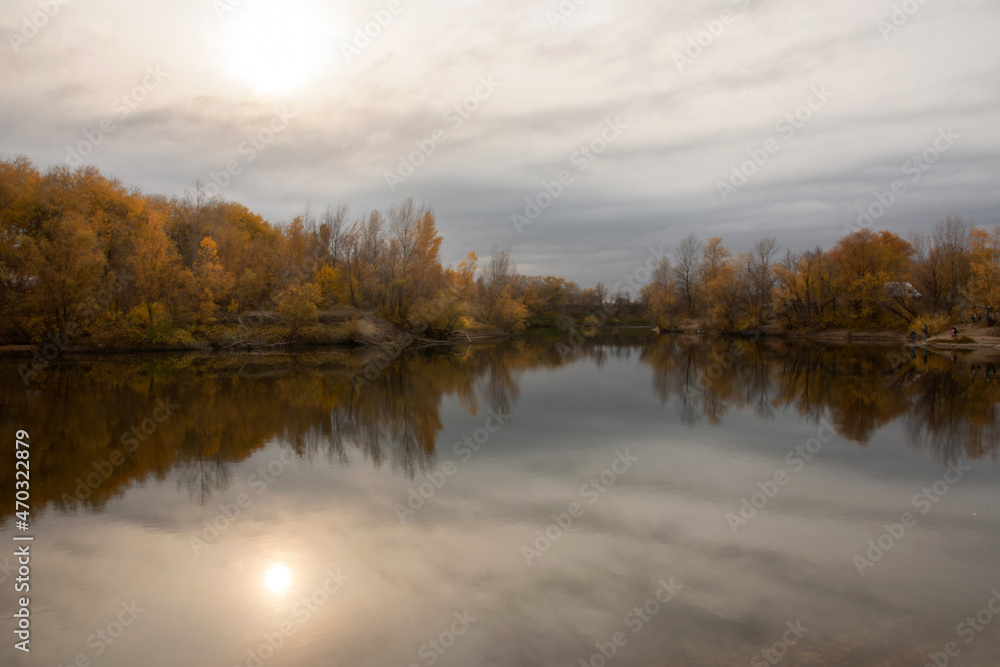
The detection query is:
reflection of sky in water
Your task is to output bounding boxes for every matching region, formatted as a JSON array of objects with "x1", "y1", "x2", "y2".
[{"x1": 2, "y1": 340, "x2": 1000, "y2": 666}]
